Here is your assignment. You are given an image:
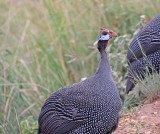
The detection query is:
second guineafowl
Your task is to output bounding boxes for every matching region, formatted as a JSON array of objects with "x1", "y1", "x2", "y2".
[
  {"x1": 38, "y1": 28, "x2": 122, "y2": 134},
  {"x1": 126, "y1": 14, "x2": 160, "y2": 93}
]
